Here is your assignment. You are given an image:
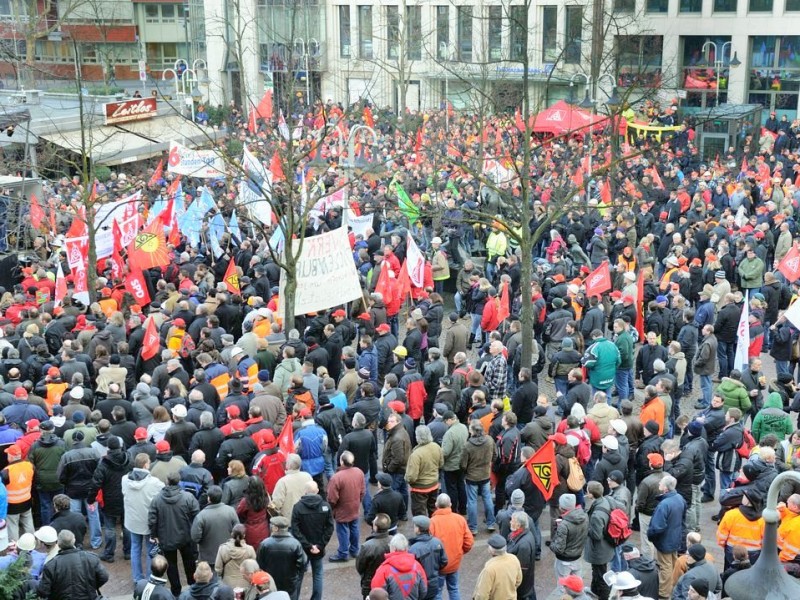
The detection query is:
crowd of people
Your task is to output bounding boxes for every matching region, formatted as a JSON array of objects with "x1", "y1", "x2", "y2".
[{"x1": 1, "y1": 99, "x2": 800, "y2": 600}]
